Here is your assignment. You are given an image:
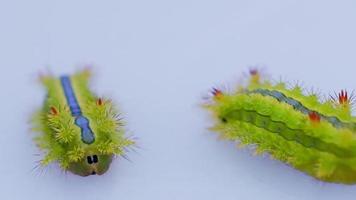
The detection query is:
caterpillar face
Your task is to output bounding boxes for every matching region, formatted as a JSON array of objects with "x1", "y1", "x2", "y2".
[
  {"x1": 205, "y1": 69, "x2": 356, "y2": 184},
  {"x1": 69, "y1": 154, "x2": 113, "y2": 176},
  {"x1": 32, "y1": 70, "x2": 134, "y2": 176}
]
